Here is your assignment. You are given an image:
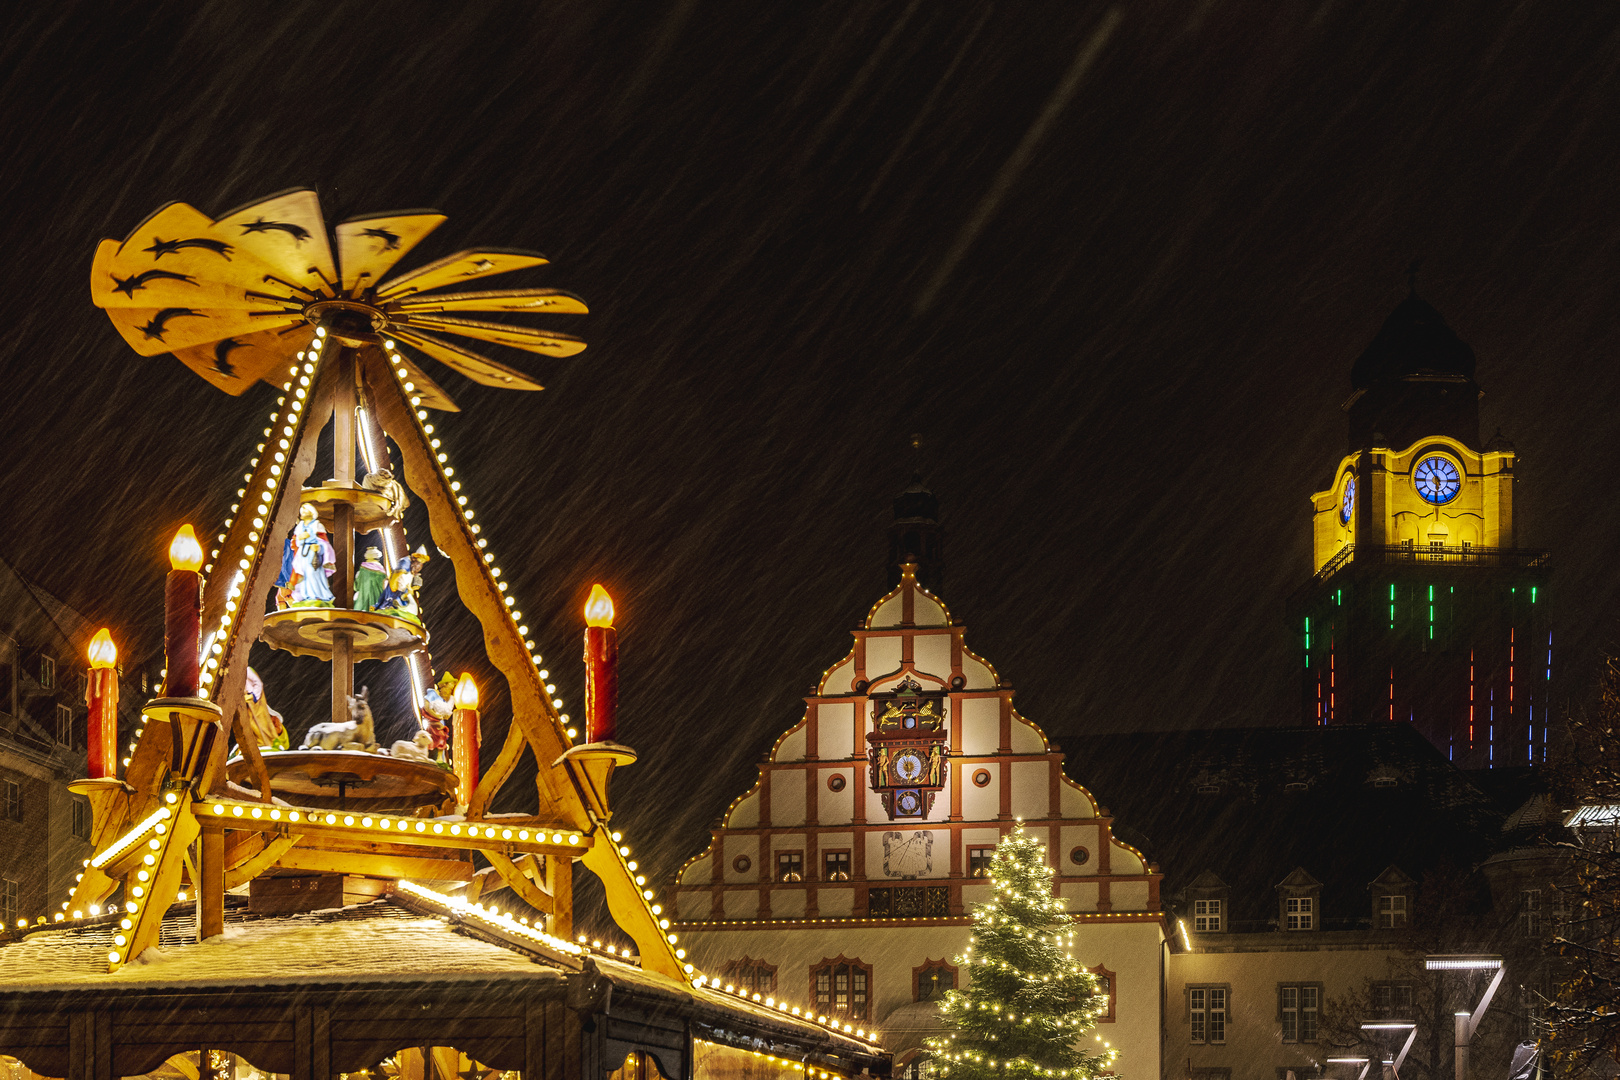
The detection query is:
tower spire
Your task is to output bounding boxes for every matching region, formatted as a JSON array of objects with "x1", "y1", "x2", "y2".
[{"x1": 888, "y1": 435, "x2": 942, "y2": 591}]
